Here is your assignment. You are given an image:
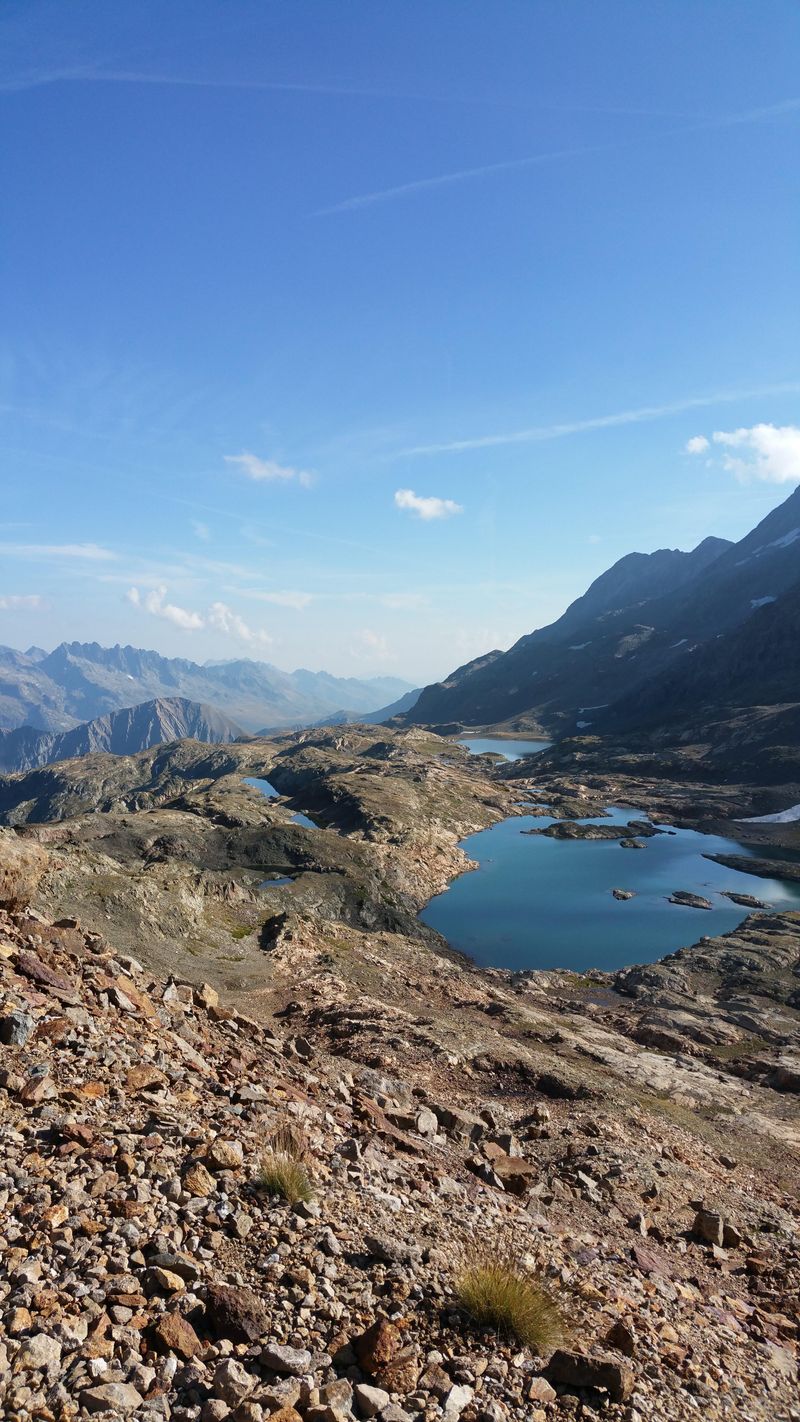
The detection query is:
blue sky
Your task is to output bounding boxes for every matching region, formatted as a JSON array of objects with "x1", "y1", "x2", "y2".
[{"x1": 2, "y1": 0, "x2": 799, "y2": 683}]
